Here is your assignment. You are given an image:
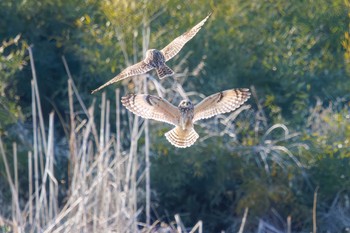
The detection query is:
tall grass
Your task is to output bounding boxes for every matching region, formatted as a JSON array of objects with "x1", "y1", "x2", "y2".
[
  {"x1": 0, "y1": 47, "x2": 207, "y2": 233},
  {"x1": 3, "y1": 49, "x2": 347, "y2": 232}
]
